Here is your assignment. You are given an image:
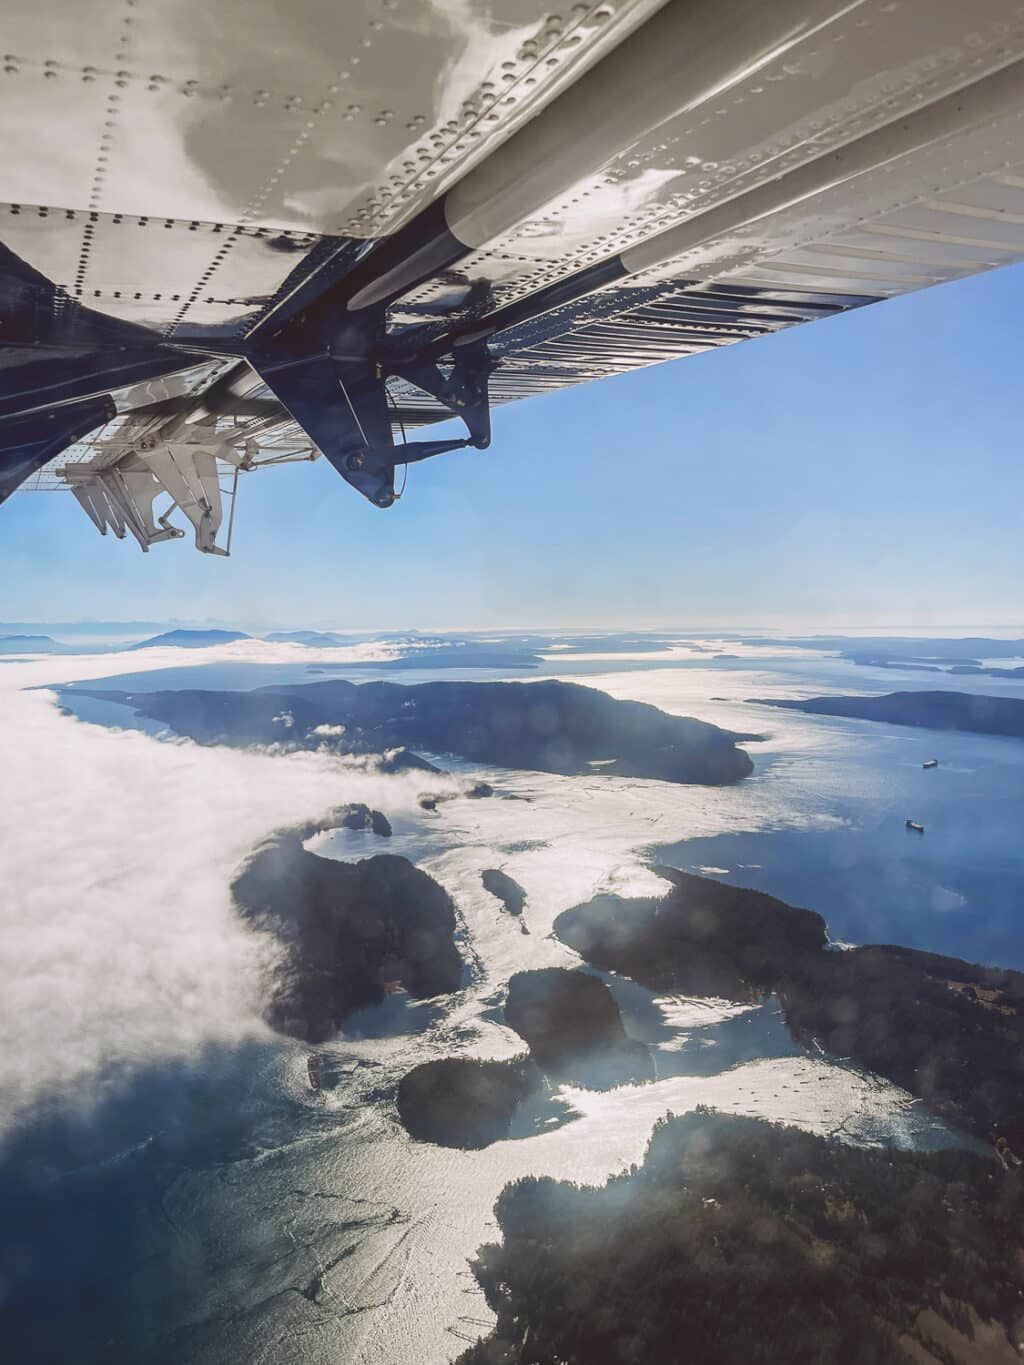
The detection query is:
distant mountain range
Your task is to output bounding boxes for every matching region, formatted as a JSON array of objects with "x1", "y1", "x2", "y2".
[
  {"x1": 8, "y1": 627, "x2": 1024, "y2": 675},
  {"x1": 264, "y1": 630, "x2": 348, "y2": 647},
  {"x1": 124, "y1": 629, "x2": 253, "y2": 651}
]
